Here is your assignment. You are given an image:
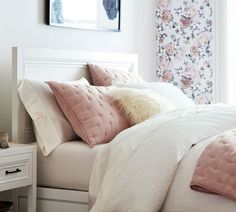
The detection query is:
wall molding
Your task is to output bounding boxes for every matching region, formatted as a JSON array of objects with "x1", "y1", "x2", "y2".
[{"x1": 213, "y1": 0, "x2": 227, "y2": 103}]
